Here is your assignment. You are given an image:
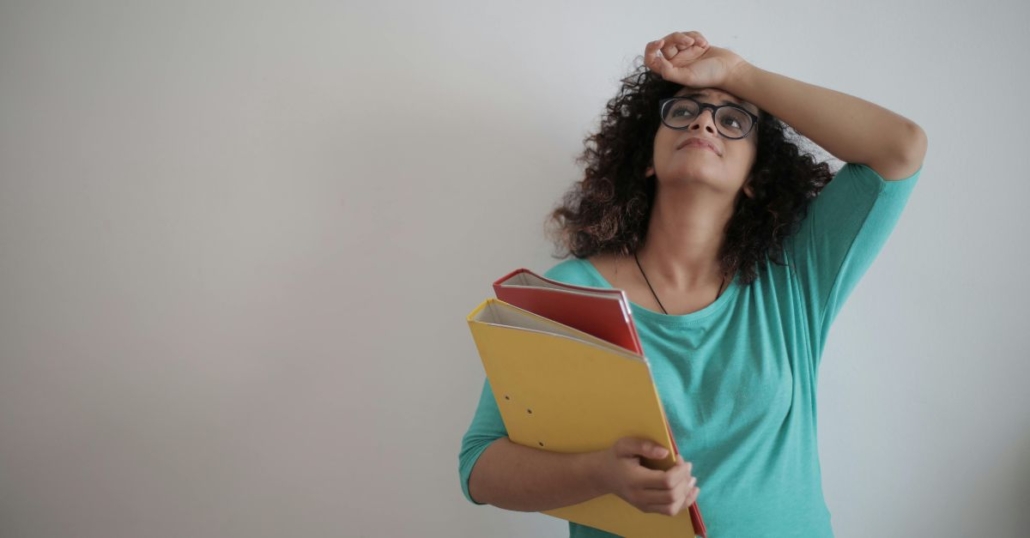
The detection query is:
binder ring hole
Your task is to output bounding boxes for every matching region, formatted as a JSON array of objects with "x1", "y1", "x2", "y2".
[
  {"x1": 538, "y1": 441, "x2": 545, "y2": 447},
  {"x1": 504, "y1": 395, "x2": 510, "y2": 400},
  {"x1": 527, "y1": 408, "x2": 533, "y2": 414}
]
